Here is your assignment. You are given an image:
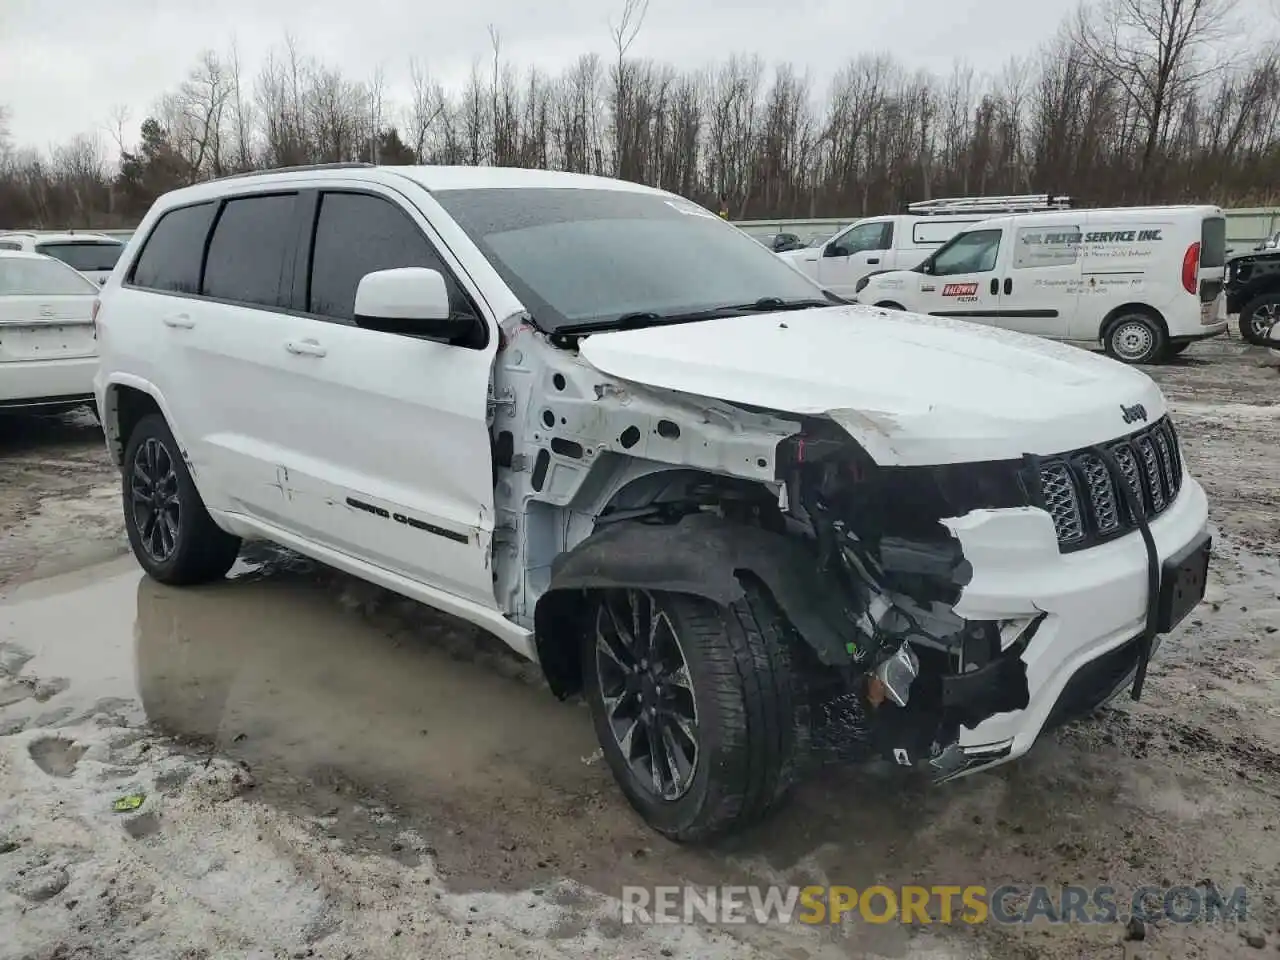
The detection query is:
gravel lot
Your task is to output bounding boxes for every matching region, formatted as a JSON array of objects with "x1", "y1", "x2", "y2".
[{"x1": 1, "y1": 338, "x2": 1278, "y2": 959}]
